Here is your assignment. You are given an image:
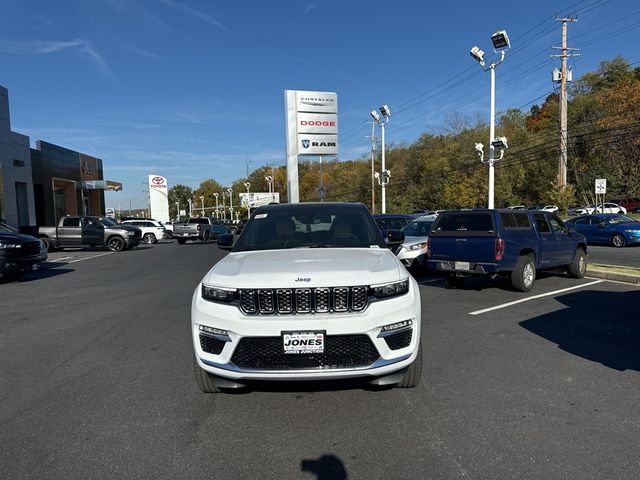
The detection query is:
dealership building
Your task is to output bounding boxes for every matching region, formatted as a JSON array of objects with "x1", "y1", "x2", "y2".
[{"x1": 1, "y1": 85, "x2": 115, "y2": 229}]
